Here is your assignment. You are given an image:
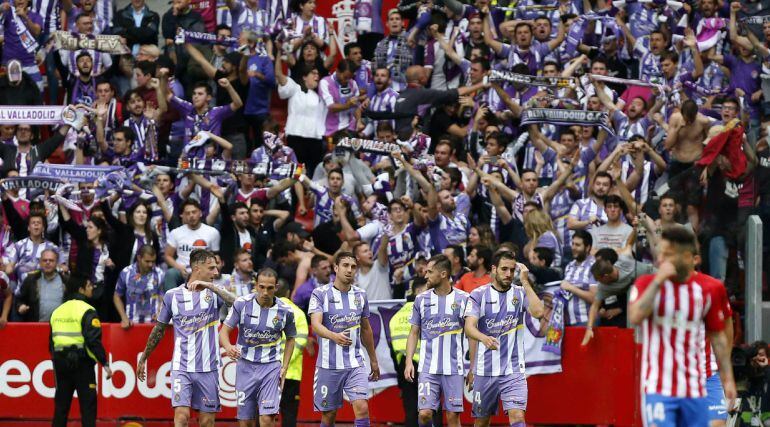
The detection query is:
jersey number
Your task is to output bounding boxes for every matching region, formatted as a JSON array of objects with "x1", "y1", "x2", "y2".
[
  {"x1": 418, "y1": 382, "x2": 432, "y2": 396},
  {"x1": 645, "y1": 402, "x2": 665, "y2": 421},
  {"x1": 474, "y1": 391, "x2": 481, "y2": 404},
  {"x1": 173, "y1": 379, "x2": 181, "y2": 393},
  {"x1": 237, "y1": 391, "x2": 246, "y2": 406},
  {"x1": 320, "y1": 385, "x2": 328, "y2": 398}
]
